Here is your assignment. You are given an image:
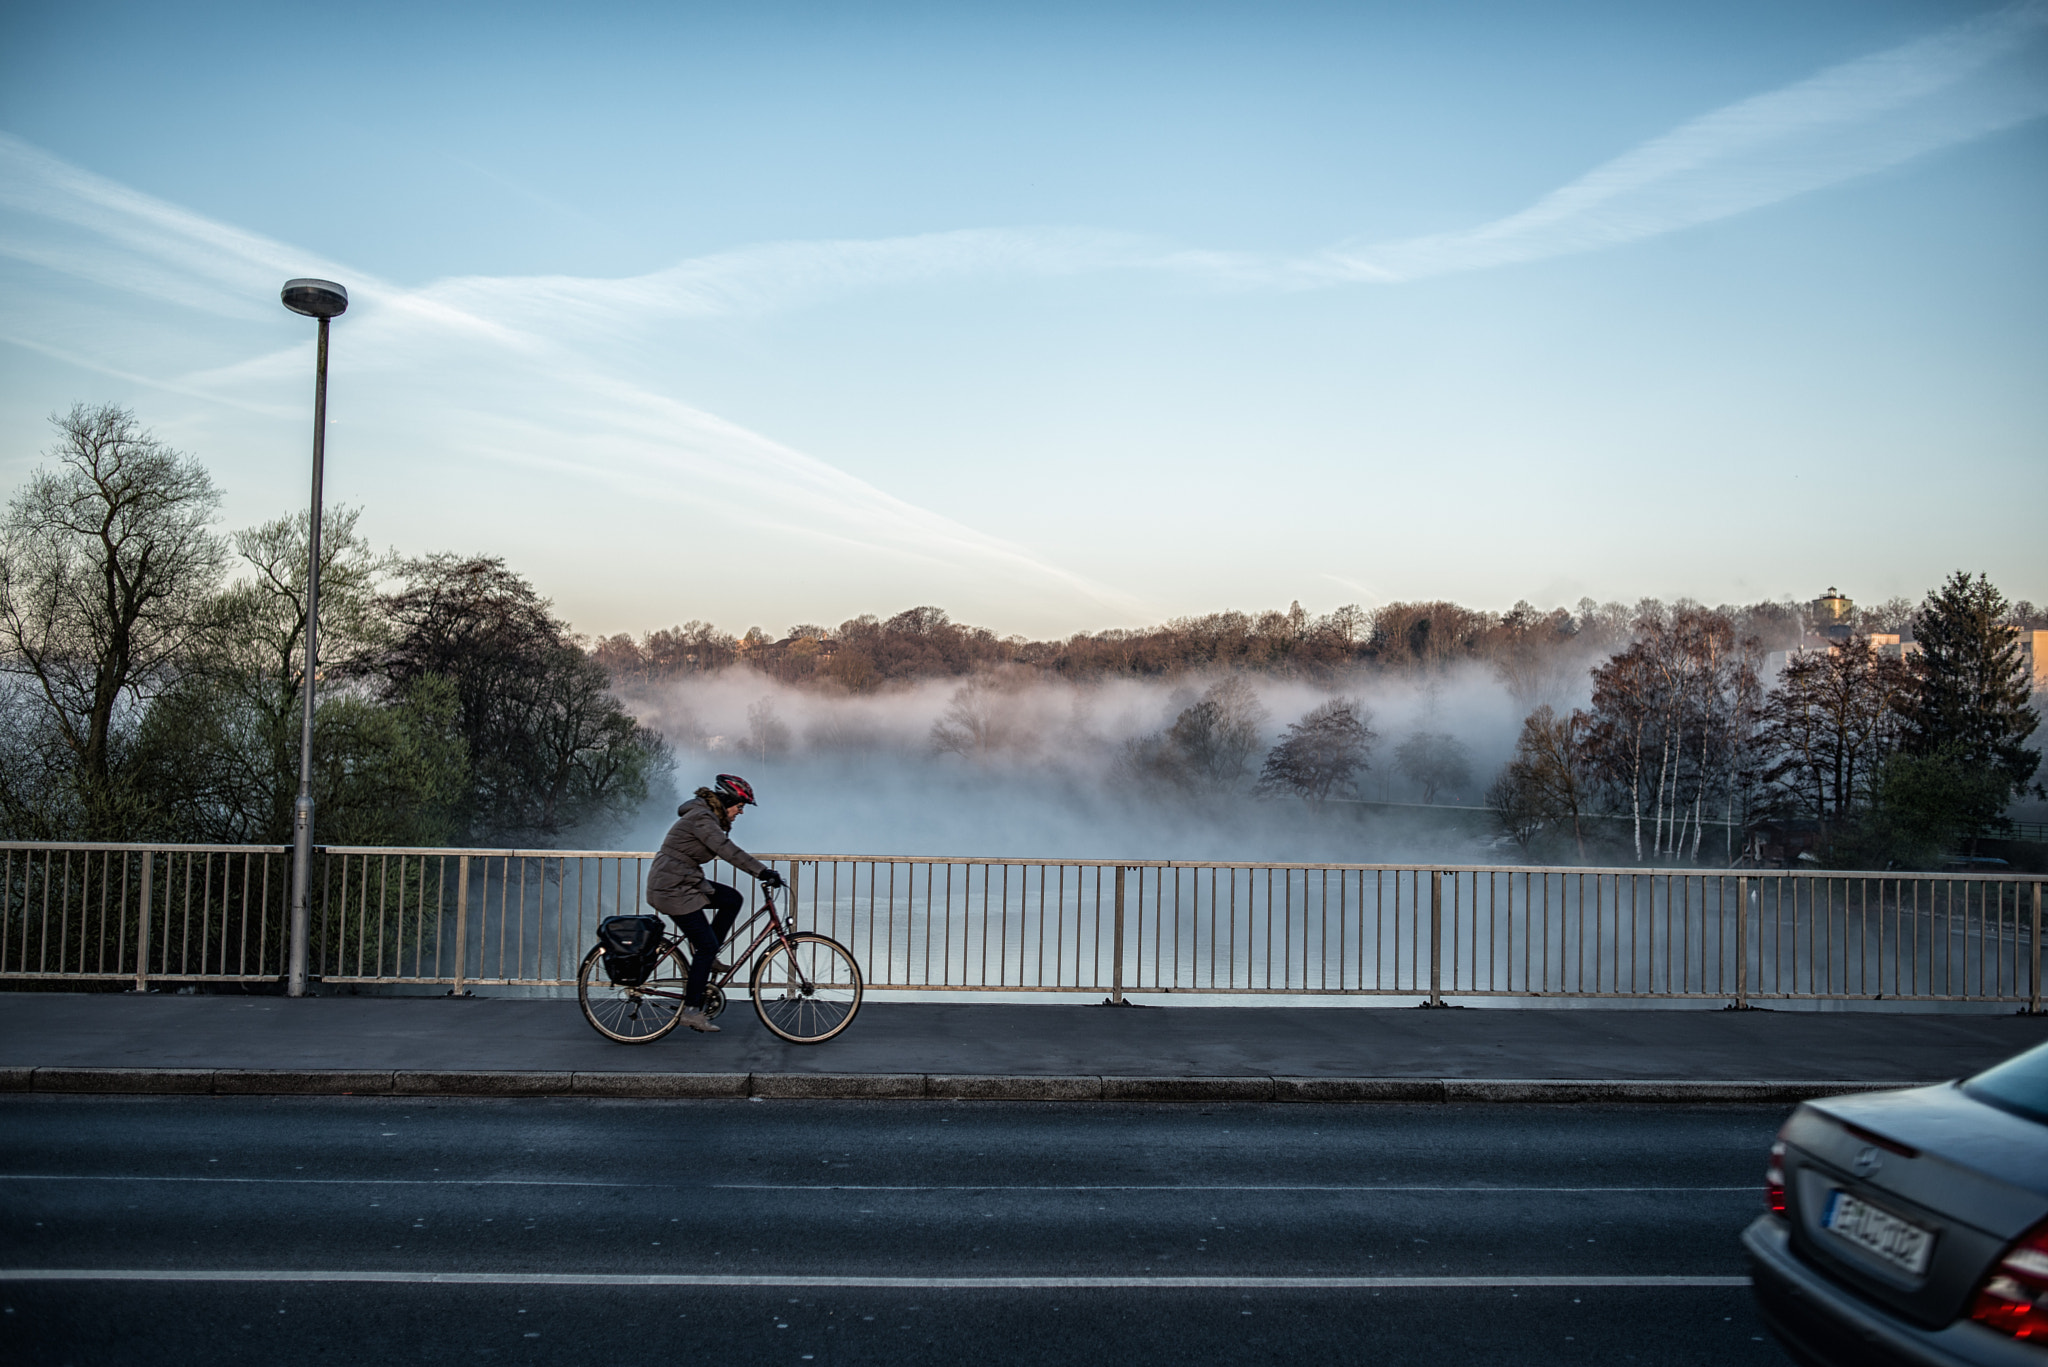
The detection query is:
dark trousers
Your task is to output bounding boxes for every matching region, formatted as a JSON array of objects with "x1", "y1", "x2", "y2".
[{"x1": 673, "y1": 881, "x2": 744, "y2": 1008}]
